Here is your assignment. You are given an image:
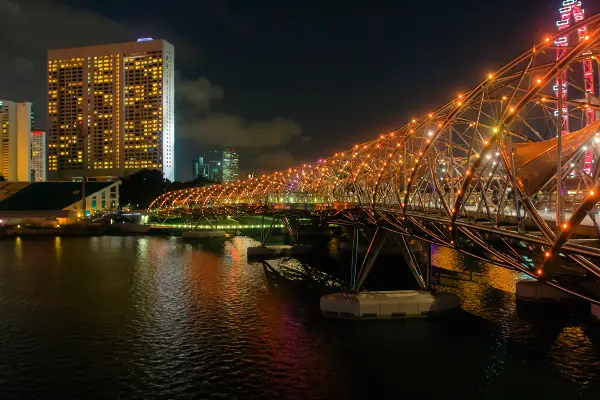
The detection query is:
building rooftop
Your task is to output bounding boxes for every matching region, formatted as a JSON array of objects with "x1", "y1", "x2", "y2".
[
  {"x1": 0, "y1": 182, "x2": 116, "y2": 211},
  {"x1": 48, "y1": 39, "x2": 173, "y2": 58}
]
